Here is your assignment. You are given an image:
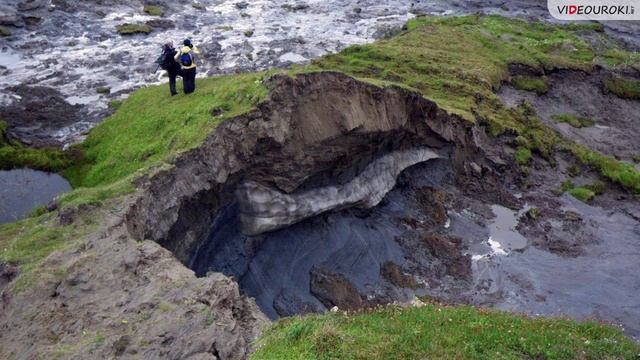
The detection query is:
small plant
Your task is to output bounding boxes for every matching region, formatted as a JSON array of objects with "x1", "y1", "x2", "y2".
[
  {"x1": 515, "y1": 147, "x2": 532, "y2": 165},
  {"x1": 96, "y1": 87, "x2": 111, "y2": 94},
  {"x1": 143, "y1": 5, "x2": 164, "y2": 16},
  {"x1": 603, "y1": 76, "x2": 640, "y2": 100},
  {"x1": 568, "y1": 187, "x2": 596, "y2": 202},
  {"x1": 586, "y1": 180, "x2": 606, "y2": 195},
  {"x1": 567, "y1": 164, "x2": 581, "y2": 177},
  {"x1": 511, "y1": 75, "x2": 549, "y2": 94},
  {"x1": 525, "y1": 207, "x2": 540, "y2": 220},
  {"x1": 116, "y1": 23, "x2": 151, "y2": 35},
  {"x1": 551, "y1": 113, "x2": 595, "y2": 128},
  {"x1": 244, "y1": 30, "x2": 254, "y2": 37}
]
